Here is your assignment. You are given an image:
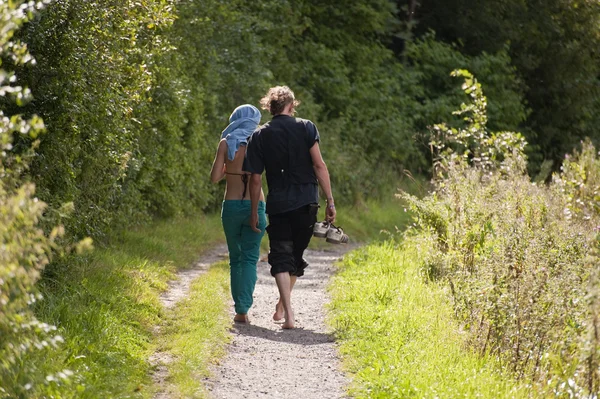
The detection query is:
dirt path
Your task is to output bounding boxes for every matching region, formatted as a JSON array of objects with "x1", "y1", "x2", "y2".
[{"x1": 204, "y1": 245, "x2": 354, "y2": 399}]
